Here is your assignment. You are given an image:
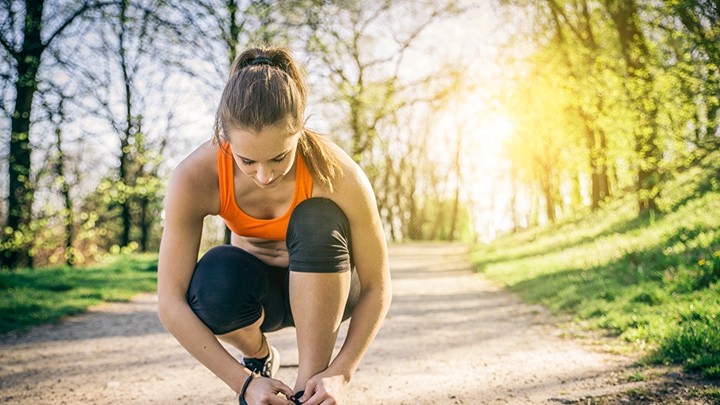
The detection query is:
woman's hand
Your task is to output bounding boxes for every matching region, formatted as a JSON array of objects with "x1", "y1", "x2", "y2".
[
  {"x1": 243, "y1": 377, "x2": 295, "y2": 405},
  {"x1": 295, "y1": 371, "x2": 347, "y2": 405}
]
